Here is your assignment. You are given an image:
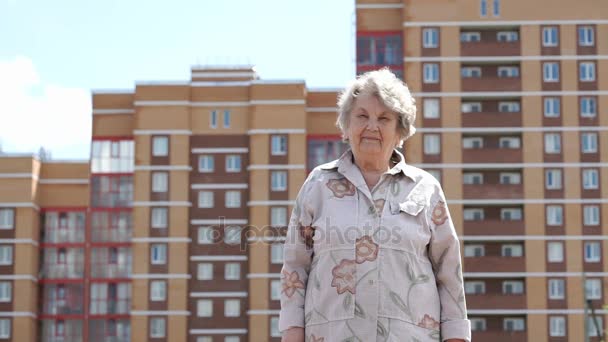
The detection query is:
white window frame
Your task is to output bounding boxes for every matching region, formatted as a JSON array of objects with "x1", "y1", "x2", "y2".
[
  {"x1": 578, "y1": 26, "x2": 595, "y2": 46},
  {"x1": 588, "y1": 317, "x2": 604, "y2": 337},
  {"x1": 546, "y1": 205, "x2": 564, "y2": 226},
  {"x1": 542, "y1": 26, "x2": 558, "y2": 47},
  {"x1": 492, "y1": 0, "x2": 500, "y2": 17},
  {"x1": 151, "y1": 172, "x2": 168, "y2": 193},
  {"x1": 225, "y1": 155, "x2": 241, "y2": 172},
  {"x1": 198, "y1": 155, "x2": 214, "y2": 173},
  {"x1": 422, "y1": 28, "x2": 439, "y2": 48},
  {"x1": 585, "y1": 278, "x2": 602, "y2": 300},
  {"x1": 497, "y1": 66, "x2": 519, "y2": 78},
  {"x1": 502, "y1": 244, "x2": 523, "y2": 257},
  {"x1": 198, "y1": 227, "x2": 214, "y2": 244},
  {"x1": 580, "y1": 62, "x2": 596, "y2": 82},
  {"x1": 150, "y1": 317, "x2": 166, "y2": 338},
  {"x1": 0, "y1": 282, "x2": 11, "y2": 302},
  {"x1": 271, "y1": 135, "x2": 287, "y2": 156},
  {"x1": 0, "y1": 209, "x2": 14, "y2": 230},
  {"x1": 543, "y1": 97, "x2": 560, "y2": 117},
  {"x1": 462, "y1": 137, "x2": 483, "y2": 149},
  {"x1": 150, "y1": 244, "x2": 167, "y2": 265},
  {"x1": 225, "y1": 263, "x2": 241, "y2": 280},
  {"x1": 501, "y1": 208, "x2": 522, "y2": 221},
  {"x1": 423, "y1": 134, "x2": 440, "y2": 155},
  {"x1": 544, "y1": 133, "x2": 561, "y2": 154},
  {"x1": 224, "y1": 337, "x2": 240, "y2": 342},
  {"x1": 503, "y1": 318, "x2": 525, "y2": 331},
  {"x1": 152, "y1": 136, "x2": 169, "y2": 157},
  {"x1": 0, "y1": 319, "x2": 9, "y2": 339},
  {"x1": 471, "y1": 317, "x2": 487, "y2": 331},
  {"x1": 197, "y1": 299, "x2": 213, "y2": 317},
  {"x1": 547, "y1": 242, "x2": 564, "y2": 263},
  {"x1": 584, "y1": 205, "x2": 600, "y2": 226},
  {"x1": 461, "y1": 66, "x2": 482, "y2": 78},
  {"x1": 497, "y1": 31, "x2": 517, "y2": 42},
  {"x1": 271, "y1": 244, "x2": 284, "y2": 264},
  {"x1": 271, "y1": 280, "x2": 281, "y2": 300},
  {"x1": 465, "y1": 281, "x2": 486, "y2": 295},
  {"x1": 584, "y1": 242, "x2": 601, "y2": 263},
  {"x1": 150, "y1": 280, "x2": 167, "y2": 301},
  {"x1": 461, "y1": 102, "x2": 482, "y2": 113},
  {"x1": 223, "y1": 109, "x2": 231, "y2": 128},
  {"x1": 581, "y1": 133, "x2": 598, "y2": 153},
  {"x1": 464, "y1": 208, "x2": 484, "y2": 221},
  {"x1": 463, "y1": 172, "x2": 484, "y2": 185},
  {"x1": 270, "y1": 207, "x2": 287, "y2": 227},
  {"x1": 0, "y1": 246, "x2": 12, "y2": 265},
  {"x1": 582, "y1": 169, "x2": 599, "y2": 190},
  {"x1": 479, "y1": 0, "x2": 487, "y2": 17},
  {"x1": 224, "y1": 226, "x2": 242, "y2": 245},
  {"x1": 270, "y1": 317, "x2": 281, "y2": 337},
  {"x1": 198, "y1": 191, "x2": 214, "y2": 208},
  {"x1": 580, "y1": 97, "x2": 597, "y2": 118},
  {"x1": 545, "y1": 169, "x2": 562, "y2": 190},
  {"x1": 151, "y1": 208, "x2": 168, "y2": 229},
  {"x1": 461, "y1": 32, "x2": 481, "y2": 42},
  {"x1": 464, "y1": 244, "x2": 485, "y2": 257},
  {"x1": 423, "y1": 98, "x2": 440, "y2": 119},
  {"x1": 225, "y1": 191, "x2": 242, "y2": 208},
  {"x1": 500, "y1": 172, "x2": 521, "y2": 185},
  {"x1": 502, "y1": 280, "x2": 524, "y2": 294},
  {"x1": 224, "y1": 299, "x2": 240, "y2": 317},
  {"x1": 499, "y1": 137, "x2": 521, "y2": 149},
  {"x1": 548, "y1": 278, "x2": 565, "y2": 299},
  {"x1": 210, "y1": 110, "x2": 217, "y2": 129},
  {"x1": 271, "y1": 171, "x2": 287, "y2": 191},
  {"x1": 543, "y1": 62, "x2": 560, "y2": 82},
  {"x1": 498, "y1": 101, "x2": 520, "y2": 113},
  {"x1": 423, "y1": 63, "x2": 439, "y2": 83},
  {"x1": 198, "y1": 263, "x2": 213, "y2": 280},
  {"x1": 549, "y1": 316, "x2": 566, "y2": 337}
]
